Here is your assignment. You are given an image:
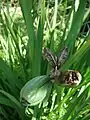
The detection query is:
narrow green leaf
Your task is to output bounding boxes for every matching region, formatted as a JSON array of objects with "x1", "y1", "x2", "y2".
[
  {"x1": 66, "y1": 0, "x2": 86, "y2": 47},
  {"x1": 0, "y1": 59, "x2": 19, "y2": 97},
  {"x1": 0, "y1": 90, "x2": 27, "y2": 120},
  {"x1": 19, "y1": 0, "x2": 35, "y2": 77}
]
